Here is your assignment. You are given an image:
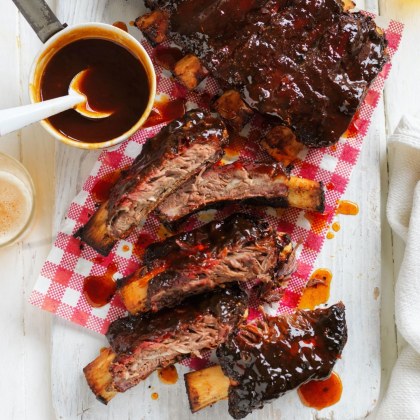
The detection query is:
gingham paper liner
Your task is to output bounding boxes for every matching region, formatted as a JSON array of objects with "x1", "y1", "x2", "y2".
[{"x1": 30, "y1": 16, "x2": 403, "y2": 352}]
